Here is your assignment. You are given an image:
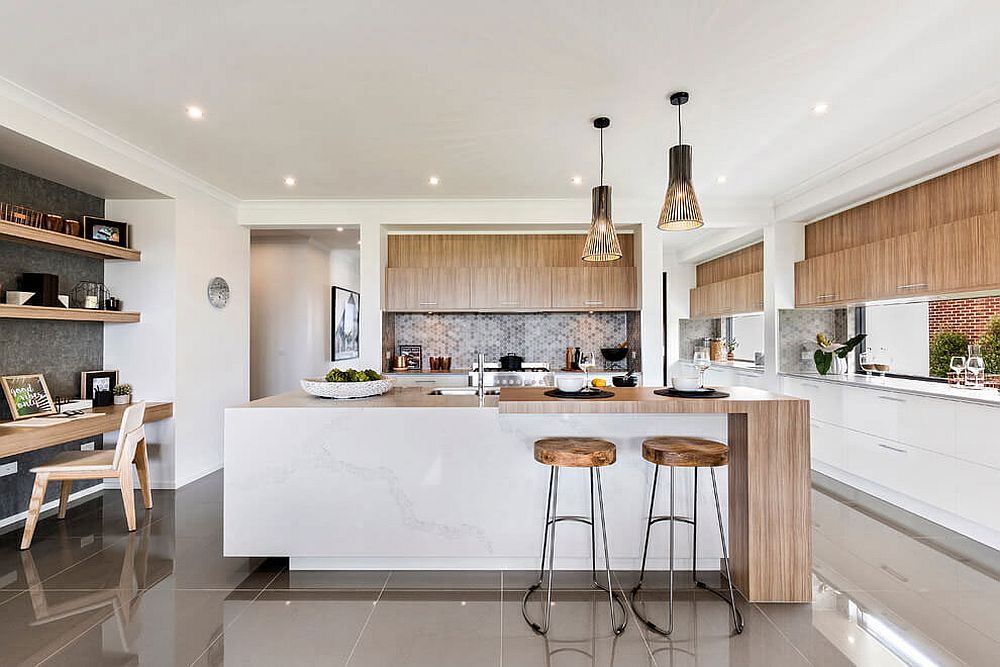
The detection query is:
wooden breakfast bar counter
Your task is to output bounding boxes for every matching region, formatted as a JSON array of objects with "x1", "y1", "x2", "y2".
[
  {"x1": 224, "y1": 385, "x2": 811, "y2": 603},
  {"x1": 499, "y1": 387, "x2": 812, "y2": 603}
]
